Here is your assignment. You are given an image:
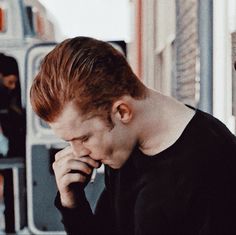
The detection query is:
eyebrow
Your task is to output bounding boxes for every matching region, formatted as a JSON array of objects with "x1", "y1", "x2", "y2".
[{"x1": 64, "y1": 135, "x2": 85, "y2": 142}]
